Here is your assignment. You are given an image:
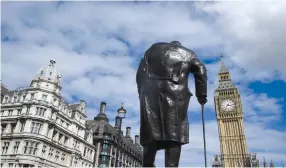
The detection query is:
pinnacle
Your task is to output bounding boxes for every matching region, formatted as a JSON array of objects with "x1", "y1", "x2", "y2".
[{"x1": 219, "y1": 55, "x2": 229, "y2": 73}]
